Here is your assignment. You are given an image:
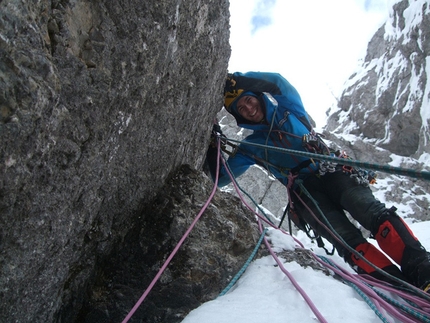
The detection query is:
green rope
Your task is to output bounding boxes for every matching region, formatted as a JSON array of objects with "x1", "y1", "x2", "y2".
[
  {"x1": 320, "y1": 256, "x2": 430, "y2": 323},
  {"x1": 319, "y1": 256, "x2": 391, "y2": 323},
  {"x1": 371, "y1": 288, "x2": 430, "y2": 322},
  {"x1": 225, "y1": 138, "x2": 430, "y2": 181},
  {"x1": 218, "y1": 228, "x2": 268, "y2": 297}
]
